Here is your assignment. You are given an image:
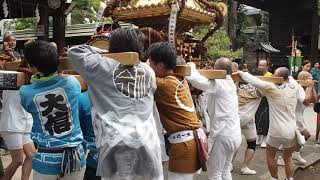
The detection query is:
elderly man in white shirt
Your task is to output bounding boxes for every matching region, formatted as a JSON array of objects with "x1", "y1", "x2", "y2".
[
  {"x1": 0, "y1": 91, "x2": 35, "y2": 180},
  {"x1": 237, "y1": 84, "x2": 263, "y2": 174},
  {"x1": 236, "y1": 67, "x2": 312, "y2": 180},
  {"x1": 186, "y1": 57, "x2": 241, "y2": 180},
  {"x1": 233, "y1": 66, "x2": 263, "y2": 175},
  {"x1": 292, "y1": 71, "x2": 316, "y2": 164}
]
